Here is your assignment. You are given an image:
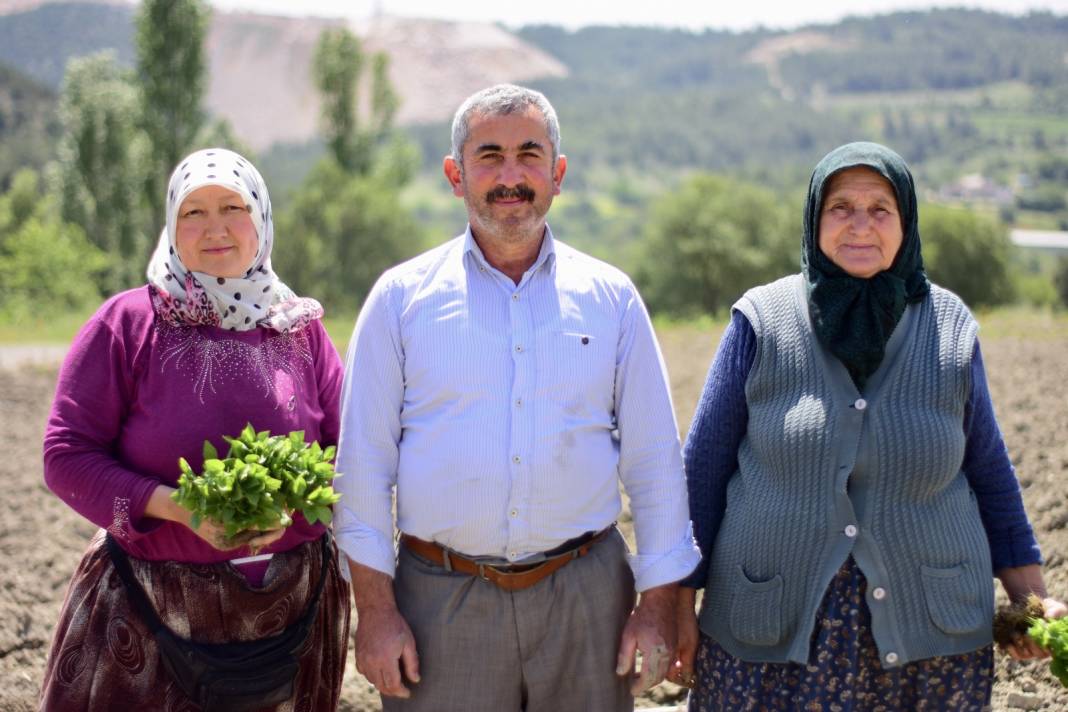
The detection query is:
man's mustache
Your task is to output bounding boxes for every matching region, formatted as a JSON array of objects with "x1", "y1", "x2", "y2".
[{"x1": 486, "y1": 185, "x2": 536, "y2": 203}]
